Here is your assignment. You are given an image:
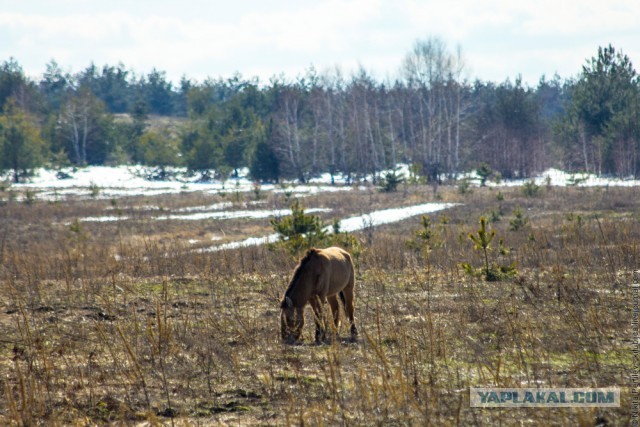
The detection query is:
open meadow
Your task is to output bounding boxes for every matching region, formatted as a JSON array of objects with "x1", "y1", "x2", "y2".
[{"x1": 0, "y1": 180, "x2": 636, "y2": 425}]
